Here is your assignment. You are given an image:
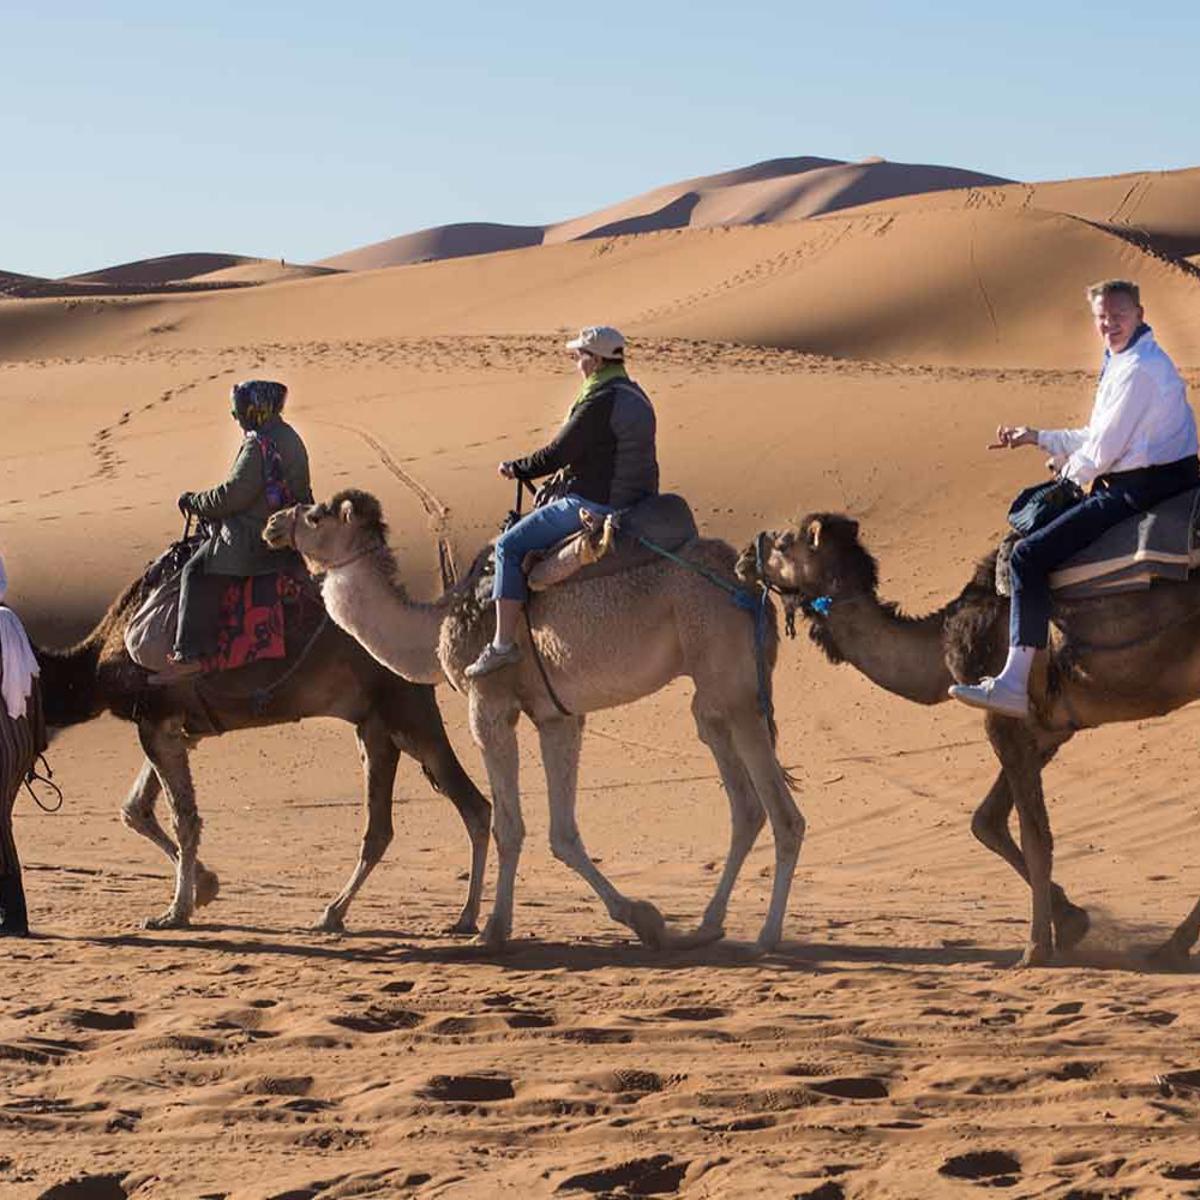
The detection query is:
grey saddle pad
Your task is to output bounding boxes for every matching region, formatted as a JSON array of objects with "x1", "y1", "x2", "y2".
[{"x1": 997, "y1": 486, "x2": 1200, "y2": 600}]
